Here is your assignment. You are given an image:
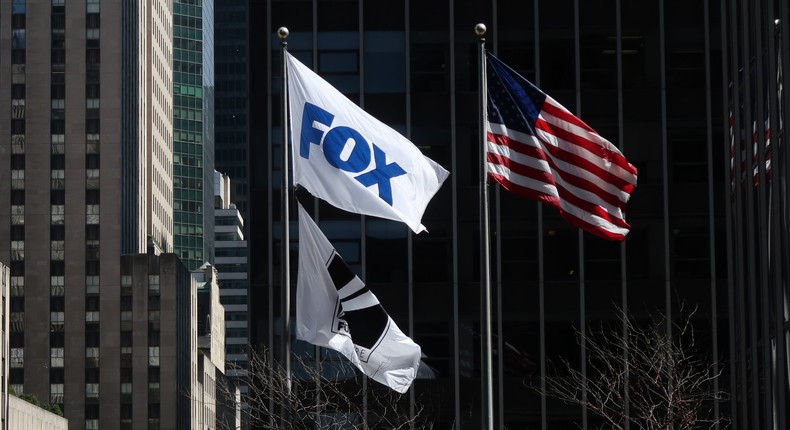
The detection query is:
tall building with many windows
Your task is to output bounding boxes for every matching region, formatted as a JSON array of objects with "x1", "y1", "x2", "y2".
[
  {"x1": 121, "y1": 253, "x2": 197, "y2": 430},
  {"x1": 213, "y1": 171, "x2": 249, "y2": 424},
  {"x1": 173, "y1": 0, "x2": 215, "y2": 270},
  {"x1": 246, "y1": 0, "x2": 789, "y2": 429},
  {"x1": 214, "y1": 0, "x2": 249, "y2": 222},
  {"x1": 721, "y1": 1, "x2": 789, "y2": 428},
  {"x1": 0, "y1": 262, "x2": 8, "y2": 430},
  {"x1": 0, "y1": 1, "x2": 173, "y2": 428}
]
